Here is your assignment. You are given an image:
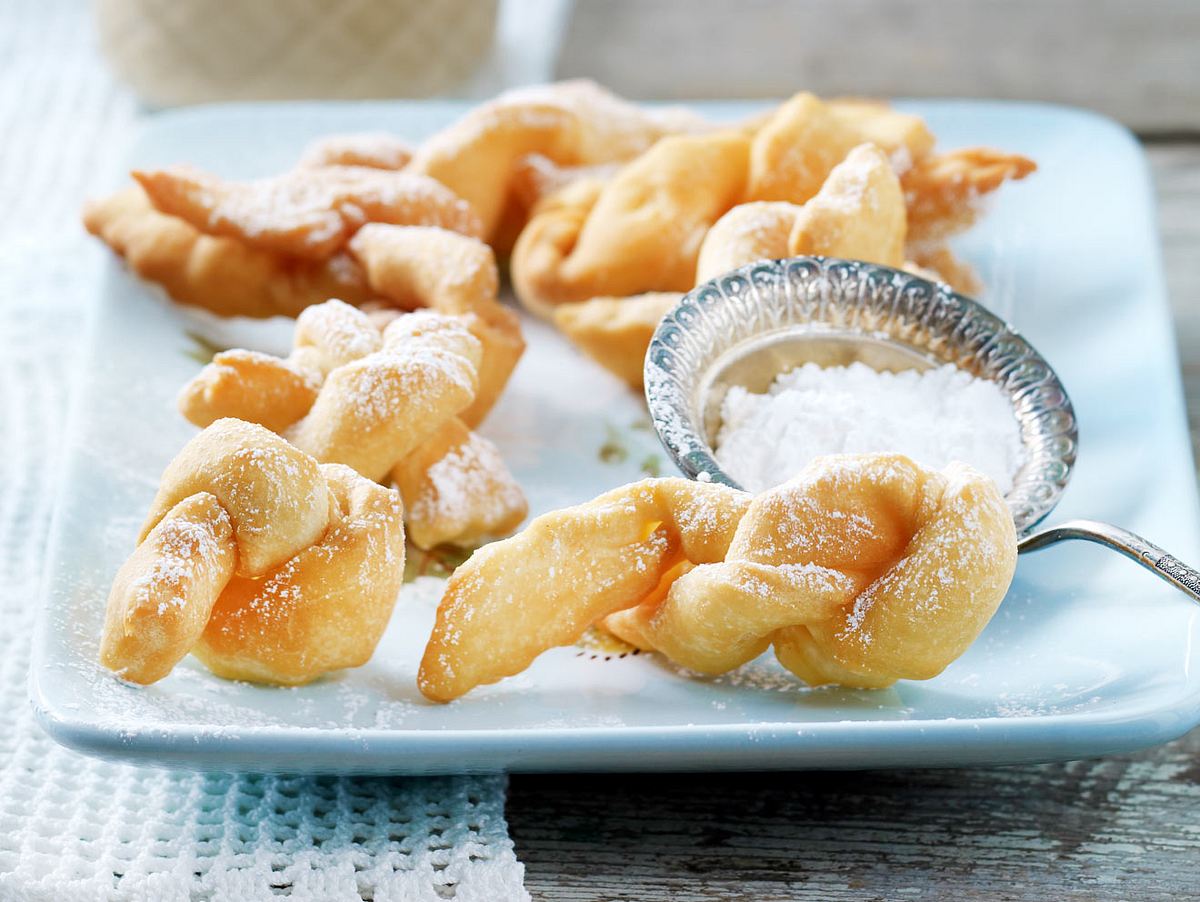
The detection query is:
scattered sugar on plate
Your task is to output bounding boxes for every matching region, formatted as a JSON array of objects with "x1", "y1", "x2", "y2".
[{"x1": 714, "y1": 362, "x2": 1025, "y2": 494}]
